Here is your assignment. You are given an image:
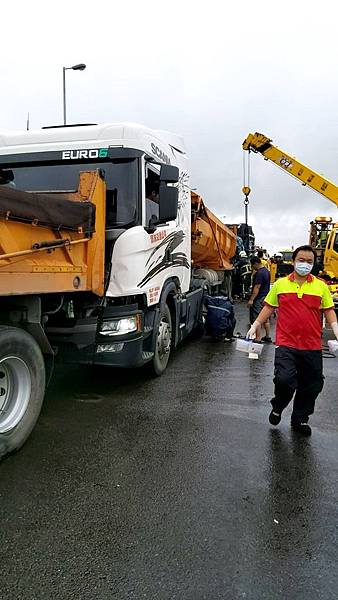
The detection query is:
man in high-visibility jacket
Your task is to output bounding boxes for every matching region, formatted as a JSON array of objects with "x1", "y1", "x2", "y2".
[
  {"x1": 257, "y1": 249, "x2": 269, "y2": 269},
  {"x1": 247, "y1": 245, "x2": 338, "y2": 436}
]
